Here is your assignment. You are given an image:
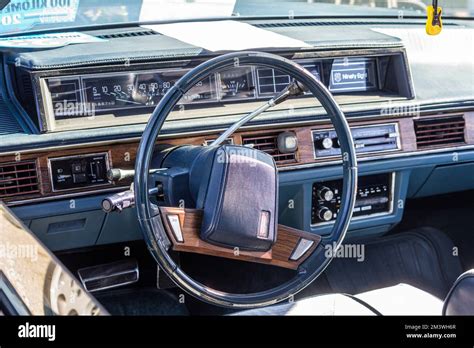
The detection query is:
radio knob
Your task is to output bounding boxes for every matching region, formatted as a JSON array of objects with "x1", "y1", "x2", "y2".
[
  {"x1": 321, "y1": 137, "x2": 334, "y2": 149},
  {"x1": 317, "y1": 207, "x2": 334, "y2": 222},
  {"x1": 318, "y1": 186, "x2": 335, "y2": 201}
]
